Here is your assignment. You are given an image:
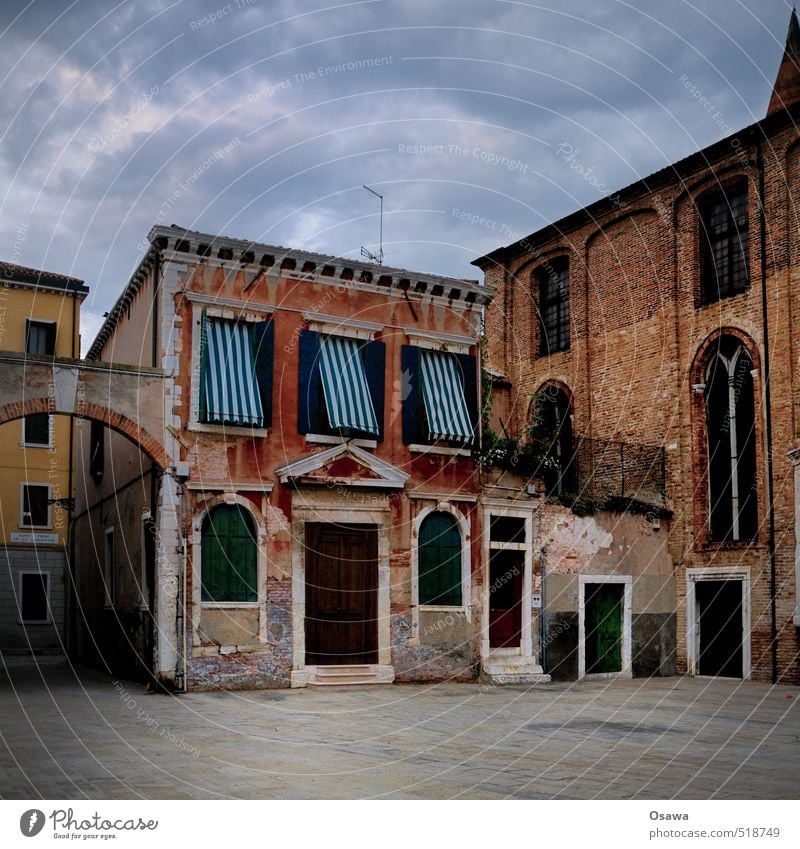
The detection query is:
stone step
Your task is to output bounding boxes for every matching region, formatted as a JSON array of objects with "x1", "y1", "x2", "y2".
[{"x1": 304, "y1": 664, "x2": 394, "y2": 688}]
